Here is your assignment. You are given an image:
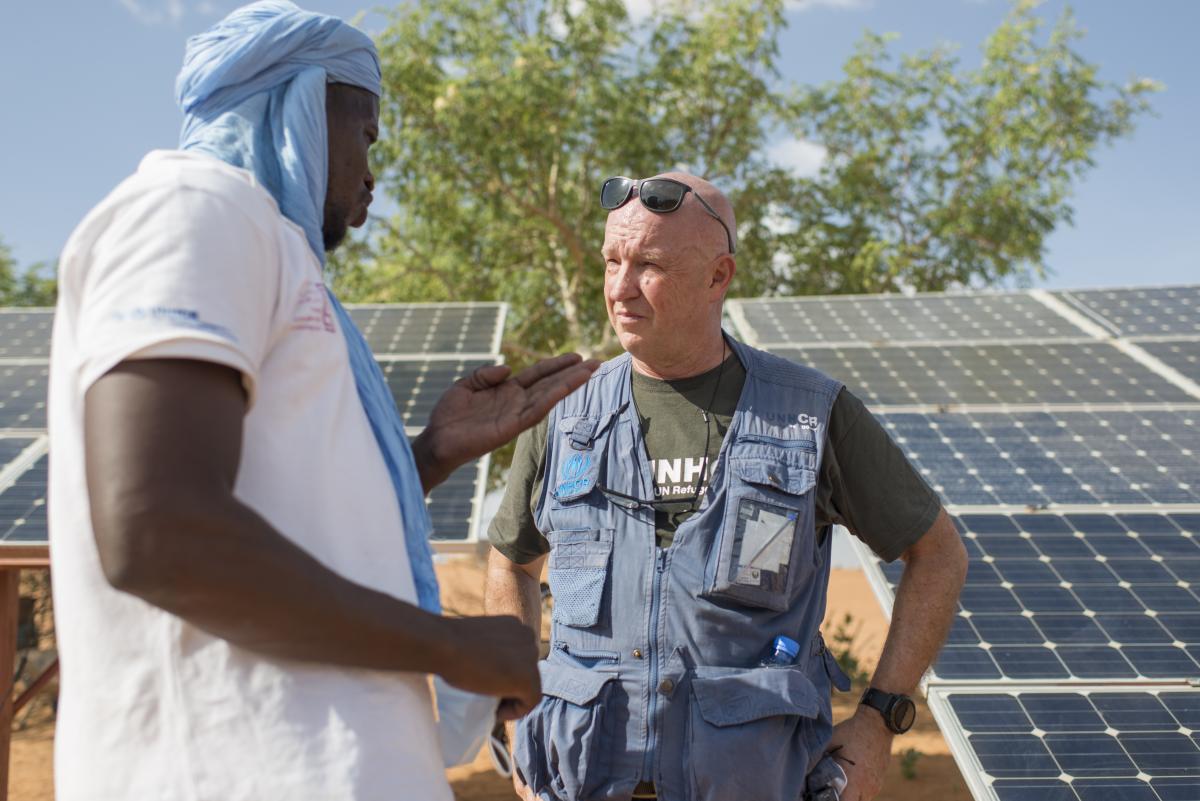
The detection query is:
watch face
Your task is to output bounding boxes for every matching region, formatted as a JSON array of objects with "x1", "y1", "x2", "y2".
[{"x1": 891, "y1": 698, "x2": 917, "y2": 733}]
